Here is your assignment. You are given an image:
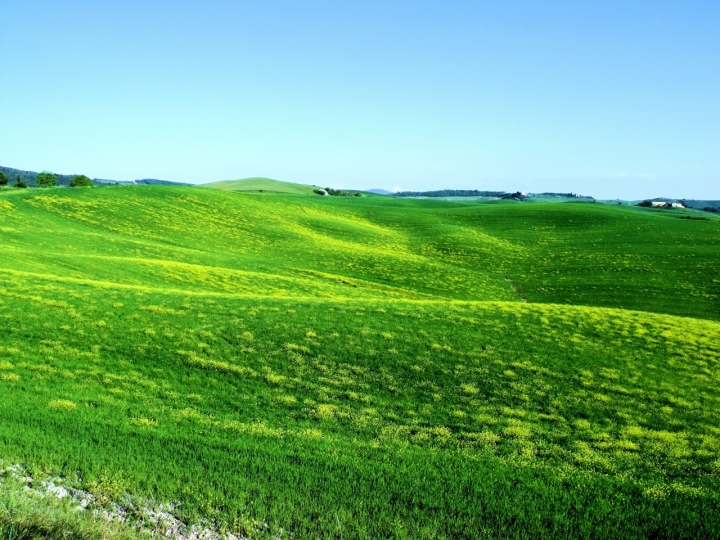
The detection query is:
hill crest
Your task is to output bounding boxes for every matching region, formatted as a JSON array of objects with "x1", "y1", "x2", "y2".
[{"x1": 199, "y1": 177, "x2": 319, "y2": 195}]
